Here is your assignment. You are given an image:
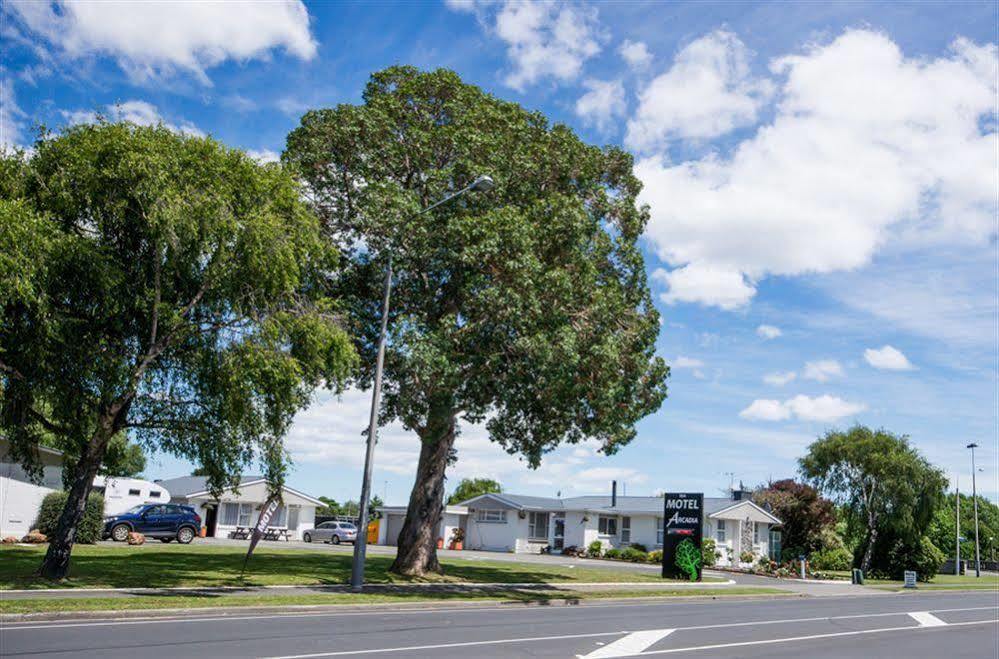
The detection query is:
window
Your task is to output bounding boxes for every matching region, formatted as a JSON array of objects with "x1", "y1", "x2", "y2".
[
  {"x1": 128, "y1": 488, "x2": 141, "y2": 496},
  {"x1": 528, "y1": 512, "x2": 549, "y2": 540},
  {"x1": 754, "y1": 522, "x2": 762, "y2": 544},
  {"x1": 222, "y1": 502, "x2": 240, "y2": 526},
  {"x1": 621, "y1": 516, "x2": 631, "y2": 543},
  {"x1": 149, "y1": 491, "x2": 161, "y2": 498},
  {"x1": 656, "y1": 517, "x2": 664, "y2": 545},
  {"x1": 476, "y1": 509, "x2": 507, "y2": 523},
  {"x1": 271, "y1": 505, "x2": 287, "y2": 527},
  {"x1": 598, "y1": 516, "x2": 617, "y2": 536},
  {"x1": 715, "y1": 520, "x2": 726, "y2": 542}
]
